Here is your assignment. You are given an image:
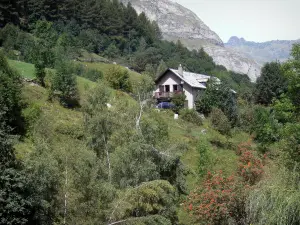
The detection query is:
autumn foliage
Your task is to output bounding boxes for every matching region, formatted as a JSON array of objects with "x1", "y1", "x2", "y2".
[
  {"x1": 236, "y1": 141, "x2": 264, "y2": 185},
  {"x1": 185, "y1": 140, "x2": 264, "y2": 224},
  {"x1": 185, "y1": 171, "x2": 245, "y2": 224}
]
